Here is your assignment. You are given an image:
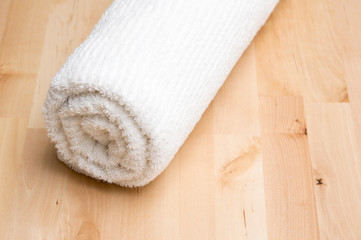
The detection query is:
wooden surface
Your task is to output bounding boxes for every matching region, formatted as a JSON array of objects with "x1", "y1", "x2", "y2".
[{"x1": 1, "y1": 0, "x2": 361, "y2": 239}]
